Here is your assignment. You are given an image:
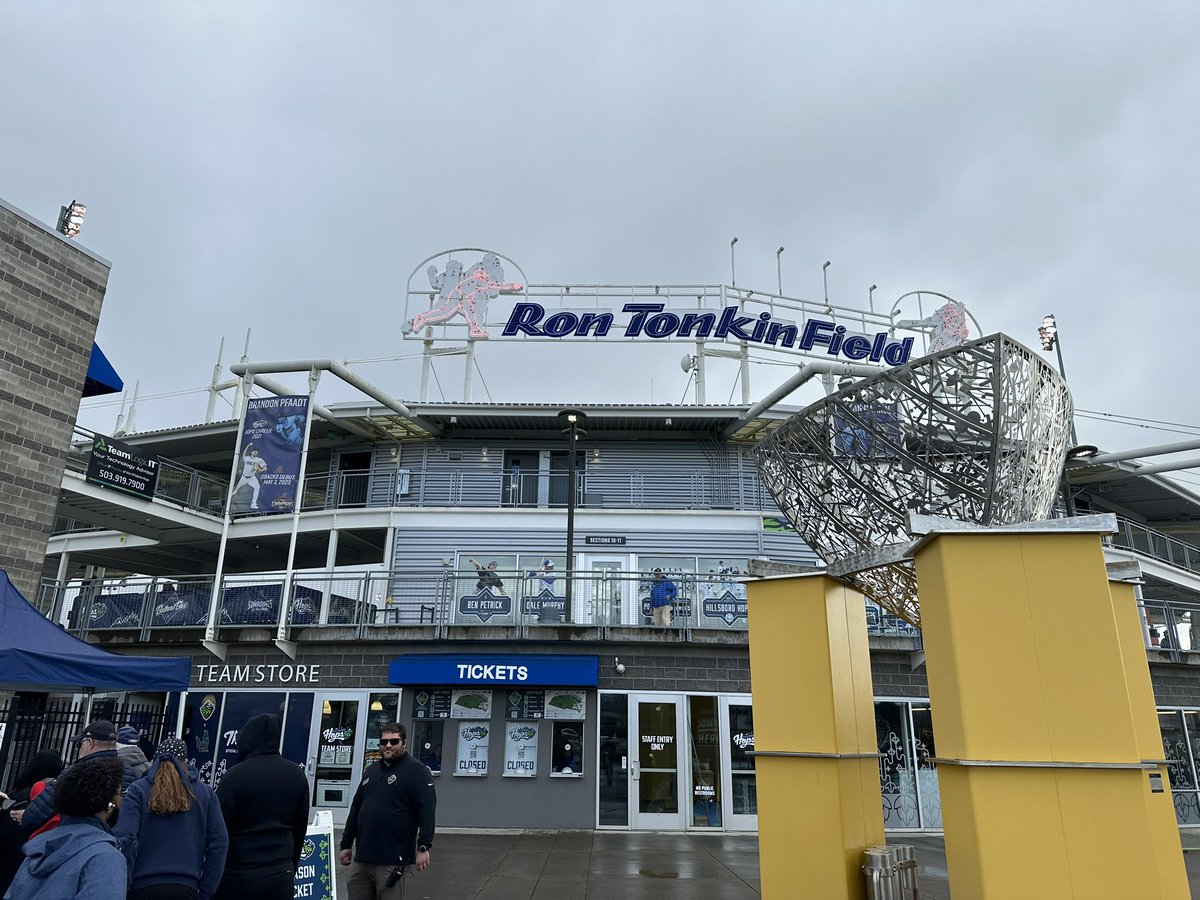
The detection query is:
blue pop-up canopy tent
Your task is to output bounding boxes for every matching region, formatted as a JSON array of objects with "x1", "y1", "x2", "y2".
[{"x1": 0, "y1": 570, "x2": 191, "y2": 692}]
